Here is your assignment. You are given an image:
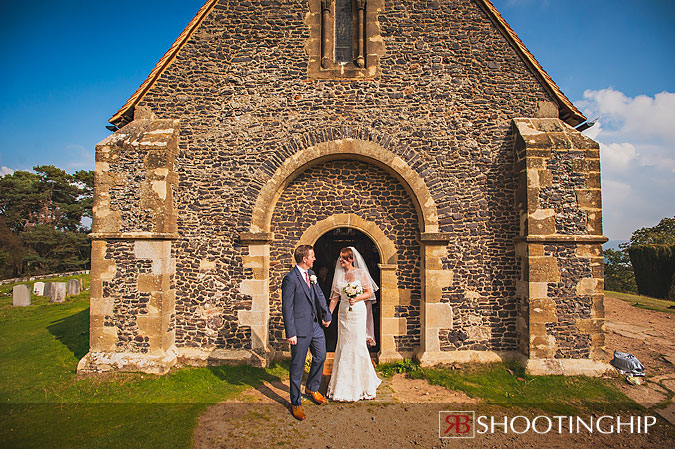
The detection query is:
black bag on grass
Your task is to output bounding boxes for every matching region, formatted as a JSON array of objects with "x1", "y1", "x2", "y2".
[{"x1": 610, "y1": 350, "x2": 645, "y2": 377}]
